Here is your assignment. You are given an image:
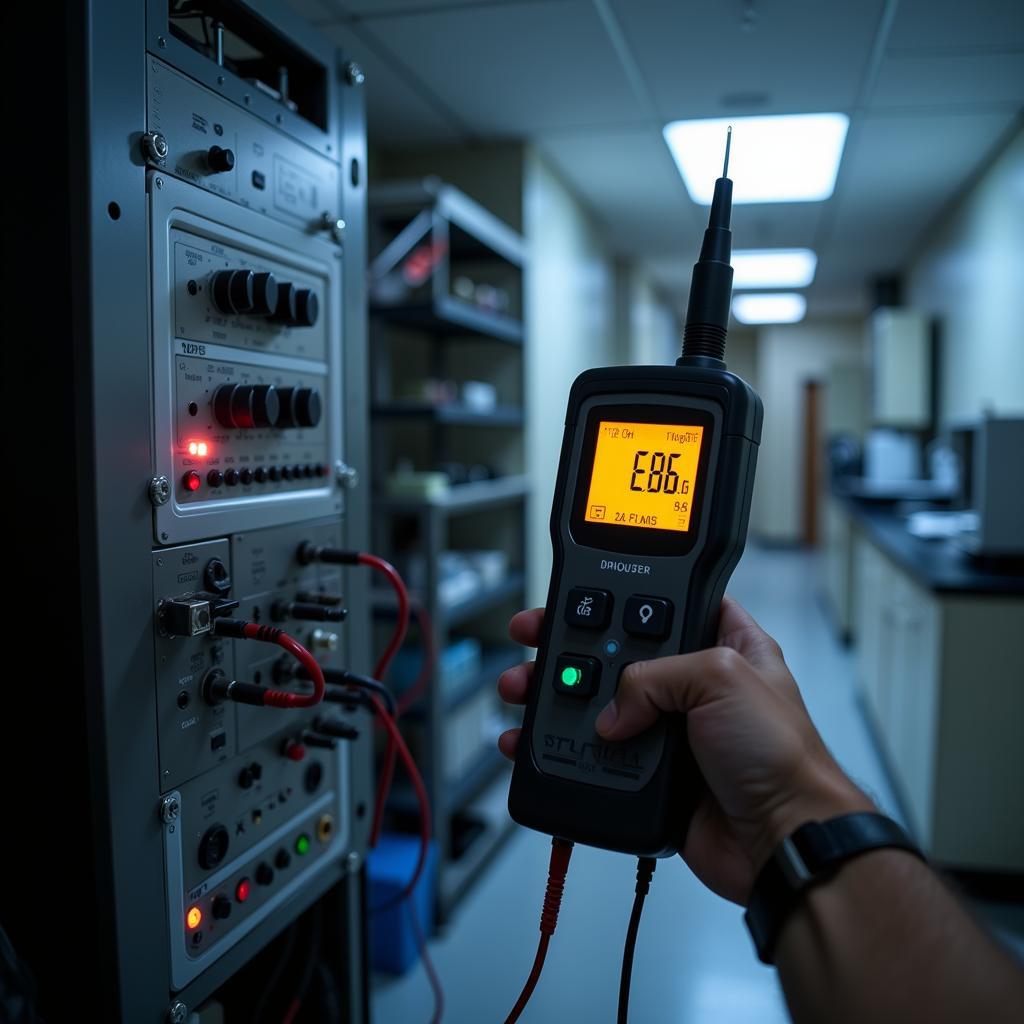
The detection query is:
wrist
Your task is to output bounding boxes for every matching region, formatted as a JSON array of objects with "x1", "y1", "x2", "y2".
[{"x1": 752, "y1": 766, "x2": 873, "y2": 874}]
